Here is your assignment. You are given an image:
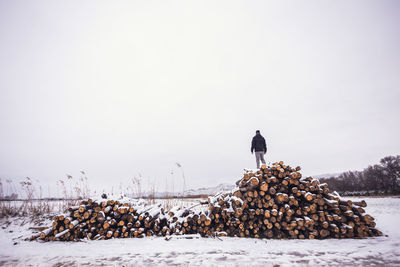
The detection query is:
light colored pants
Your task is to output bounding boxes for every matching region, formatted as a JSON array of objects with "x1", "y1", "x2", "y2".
[{"x1": 255, "y1": 151, "x2": 266, "y2": 169}]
